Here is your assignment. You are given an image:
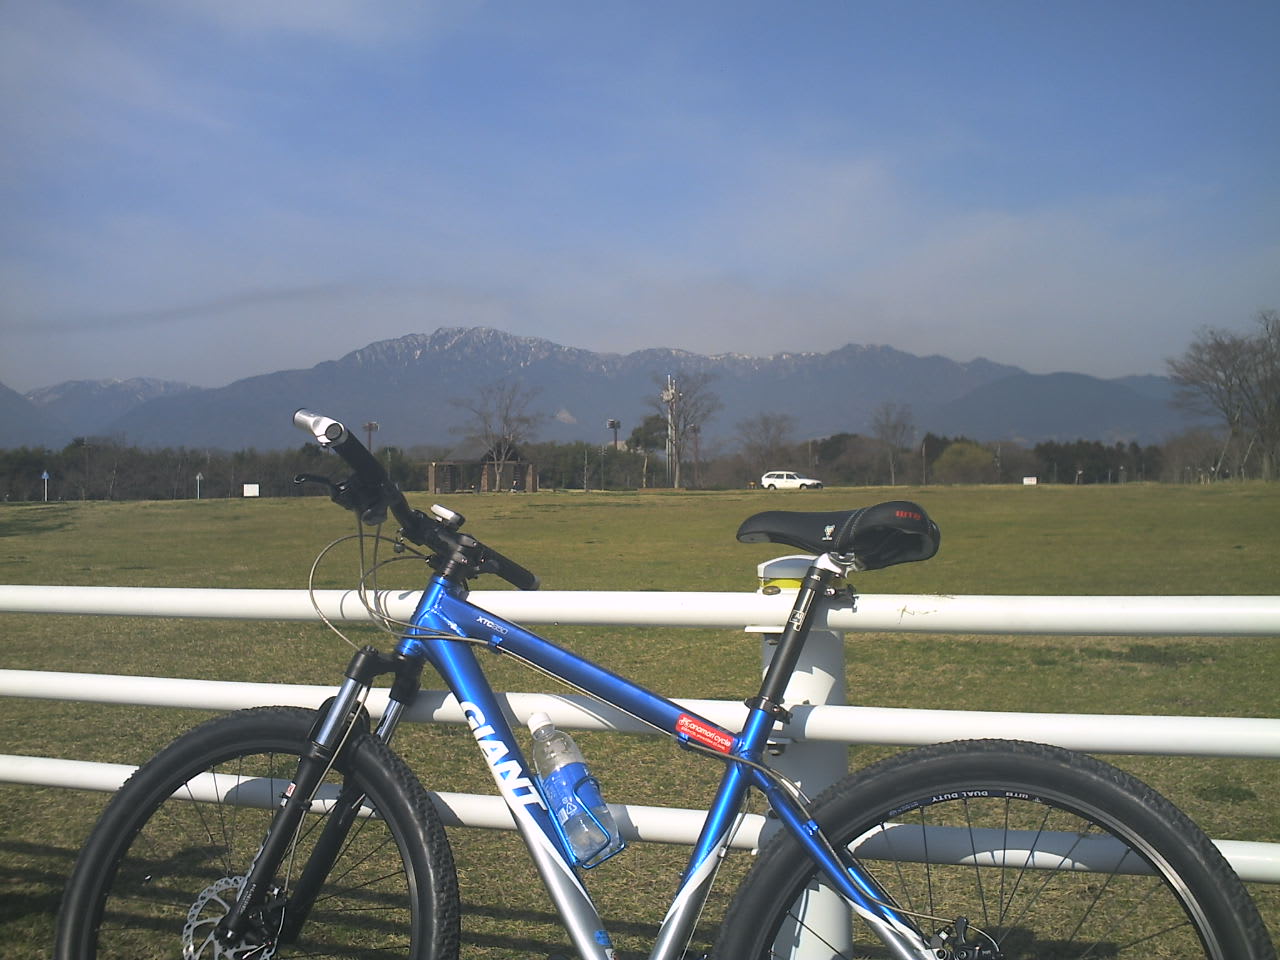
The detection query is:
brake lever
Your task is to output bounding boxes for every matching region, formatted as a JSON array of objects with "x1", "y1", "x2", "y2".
[
  {"x1": 294, "y1": 473, "x2": 339, "y2": 494},
  {"x1": 294, "y1": 473, "x2": 388, "y2": 526}
]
